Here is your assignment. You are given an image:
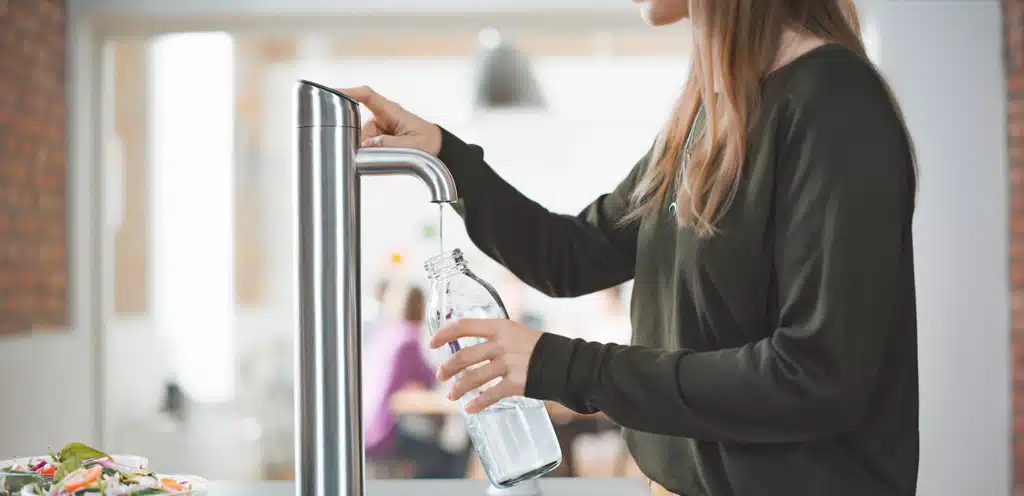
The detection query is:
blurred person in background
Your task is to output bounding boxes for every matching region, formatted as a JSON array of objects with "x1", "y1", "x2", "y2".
[
  {"x1": 363, "y1": 285, "x2": 467, "y2": 479},
  {"x1": 345, "y1": 0, "x2": 919, "y2": 495},
  {"x1": 364, "y1": 252, "x2": 407, "y2": 338},
  {"x1": 362, "y1": 277, "x2": 392, "y2": 341}
]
